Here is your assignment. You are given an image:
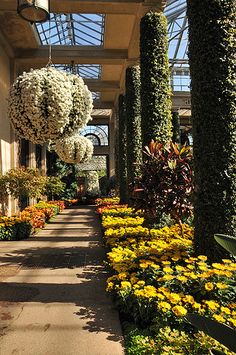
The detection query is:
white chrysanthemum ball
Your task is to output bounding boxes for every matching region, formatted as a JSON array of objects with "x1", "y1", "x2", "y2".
[
  {"x1": 9, "y1": 67, "x2": 93, "y2": 144},
  {"x1": 63, "y1": 74, "x2": 93, "y2": 136},
  {"x1": 55, "y1": 134, "x2": 94, "y2": 164}
]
